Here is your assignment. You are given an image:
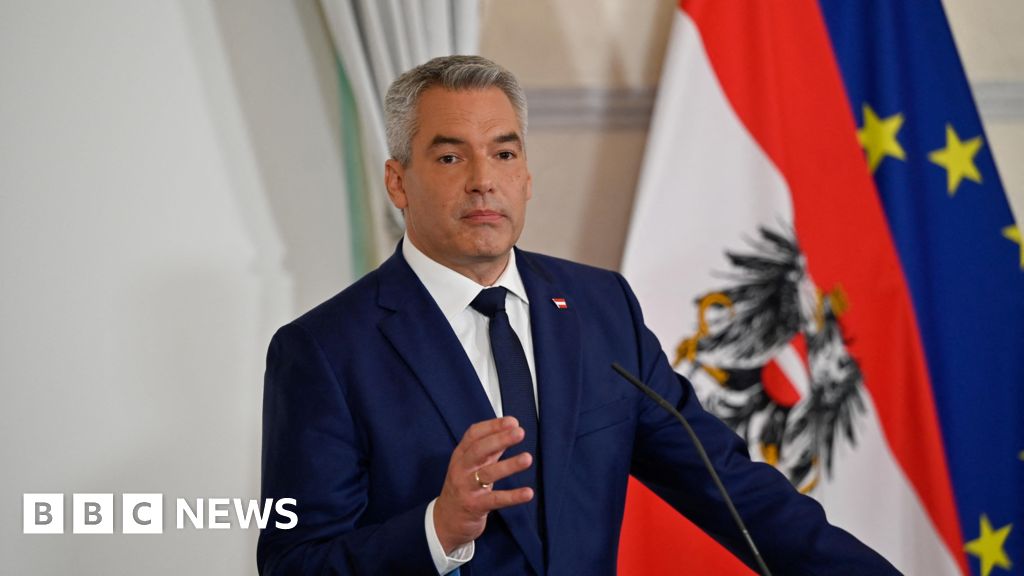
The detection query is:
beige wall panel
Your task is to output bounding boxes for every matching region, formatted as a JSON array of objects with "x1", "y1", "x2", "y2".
[
  {"x1": 480, "y1": 1, "x2": 673, "y2": 270},
  {"x1": 480, "y1": 0, "x2": 676, "y2": 88},
  {"x1": 987, "y1": 122, "x2": 1024, "y2": 223},
  {"x1": 943, "y1": 0, "x2": 1024, "y2": 82},
  {"x1": 517, "y1": 130, "x2": 649, "y2": 270}
]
